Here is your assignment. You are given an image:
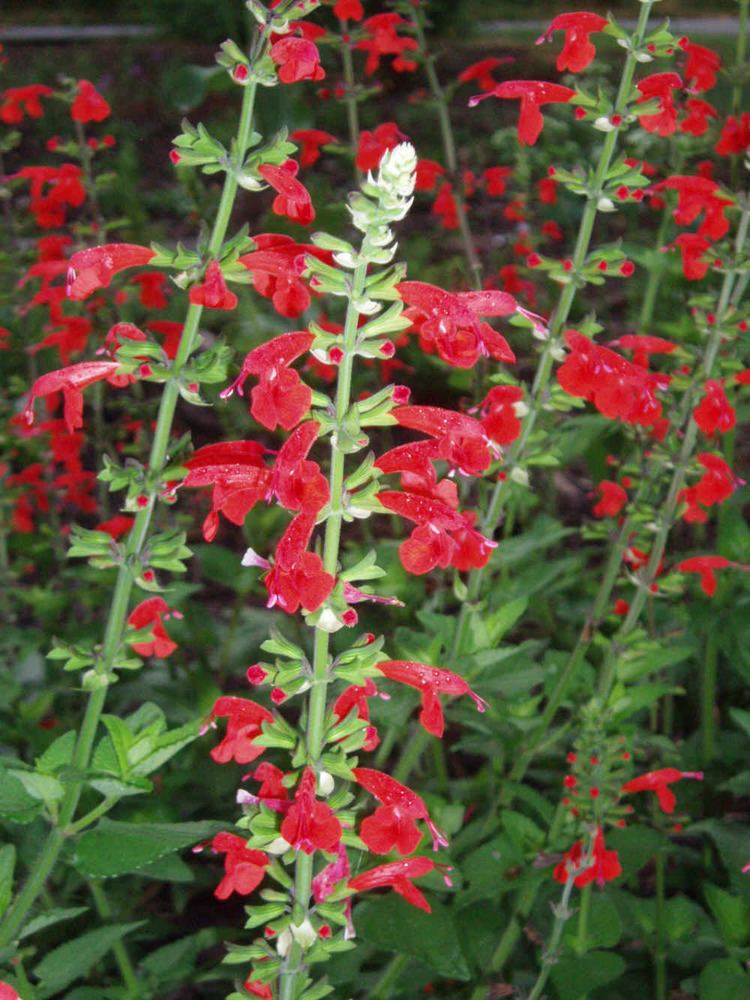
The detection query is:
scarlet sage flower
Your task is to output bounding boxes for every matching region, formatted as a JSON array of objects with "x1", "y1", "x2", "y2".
[
  {"x1": 607, "y1": 334, "x2": 677, "y2": 369},
  {"x1": 271, "y1": 421, "x2": 329, "y2": 514},
  {"x1": 679, "y1": 453, "x2": 738, "y2": 522},
  {"x1": 127, "y1": 597, "x2": 180, "y2": 658},
  {"x1": 376, "y1": 440, "x2": 458, "y2": 508},
  {"x1": 0, "y1": 982, "x2": 20, "y2": 1000},
  {"x1": 536, "y1": 12, "x2": 609, "y2": 74},
  {"x1": 397, "y1": 280, "x2": 517, "y2": 369},
  {"x1": 221, "y1": 331, "x2": 314, "y2": 432},
  {"x1": 635, "y1": 73, "x2": 682, "y2": 137},
  {"x1": 333, "y1": 680, "x2": 381, "y2": 752},
  {"x1": 716, "y1": 113, "x2": 750, "y2": 156},
  {"x1": 0, "y1": 84, "x2": 53, "y2": 124},
  {"x1": 182, "y1": 440, "x2": 271, "y2": 541},
  {"x1": 348, "y1": 857, "x2": 450, "y2": 913},
  {"x1": 132, "y1": 271, "x2": 169, "y2": 309},
  {"x1": 414, "y1": 159, "x2": 445, "y2": 192},
  {"x1": 270, "y1": 35, "x2": 325, "y2": 83},
  {"x1": 673, "y1": 232, "x2": 712, "y2": 280},
  {"x1": 693, "y1": 379, "x2": 736, "y2": 435},
  {"x1": 393, "y1": 405, "x2": 494, "y2": 477},
  {"x1": 258, "y1": 161, "x2": 315, "y2": 225},
  {"x1": 469, "y1": 81, "x2": 575, "y2": 147},
  {"x1": 290, "y1": 128, "x2": 337, "y2": 167},
  {"x1": 66, "y1": 244, "x2": 156, "y2": 300},
  {"x1": 553, "y1": 827, "x2": 621, "y2": 888},
  {"x1": 209, "y1": 697, "x2": 273, "y2": 765},
  {"x1": 676, "y1": 555, "x2": 748, "y2": 596},
  {"x1": 330, "y1": 0, "x2": 364, "y2": 21},
  {"x1": 243, "y1": 979, "x2": 272, "y2": 1000},
  {"x1": 96, "y1": 515, "x2": 134, "y2": 539},
  {"x1": 261, "y1": 511, "x2": 335, "y2": 613},
  {"x1": 70, "y1": 79, "x2": 111, "y2": 123},
  {"x1": 211, "y1": 832, "x2": 268, "y2": 899},
  {"x1": 23, "y1": 360, "x2": 124, "y2": 433},
  {"x1": 483, "y1": 165, "x2": 513, "y2": 197},
  {"x1": 592, "y1": 480, "x2": 627, "y2": 518},
  {"x1": 353, "y1": 767, "x2": 448, "y2": 854},
  {"x1": 622, "y1": 767, "x2": 703, "y2": 813},
  {"x1": 356, "y1": 122, "x2": 408, "y2": 172},
  {"x1": 654, "y1": 175, "x2": 734, "y2": 242},
  {"x1": 477, "y1": 385, "x2": 524, "y2": 445},
  {"x1": 239, "y1": 236, "x2": 316, "y2": 318},
  {"x1": 431, "y1": 183, "x2": 461, "y2": 230},
  {"x1": 680, "y1": 98, "x2": 718, "y2": 137},
  {"x1": 376, "y1": 659, "x2": 487, "y2": 738},
  {"x1": 679, "y1": 38, "x2": 721, "y2": 93},
  {"x1": 188, "y1": 260, "x2": 238, "y2": 310},
  {"x1": 280, "y1": 768, "x2": 342, "y2": 854},
  {"x1": 458, "y1": 57, "x2": 511, "y2": 93},
  {"x1": 356, "y1": 13, "x2": 419, "y2": 76}
]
